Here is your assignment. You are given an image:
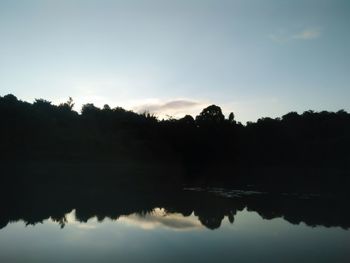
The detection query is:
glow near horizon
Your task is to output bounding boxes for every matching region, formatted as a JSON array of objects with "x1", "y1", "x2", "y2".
[{"x1": 0, "y1": 0, "x2": 349, "y2": 122}]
